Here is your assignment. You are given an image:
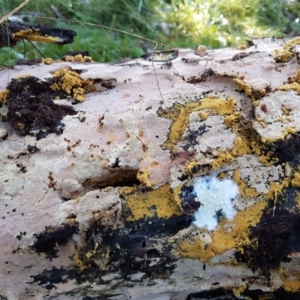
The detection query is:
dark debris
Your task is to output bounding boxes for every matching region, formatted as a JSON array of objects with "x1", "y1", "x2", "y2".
[
  {"x1": 5, "y1": 76, "x2": 77, "y2": 138},
  {"x1": 180, "y1": 184, "x2": 200, "y2": 215}
]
